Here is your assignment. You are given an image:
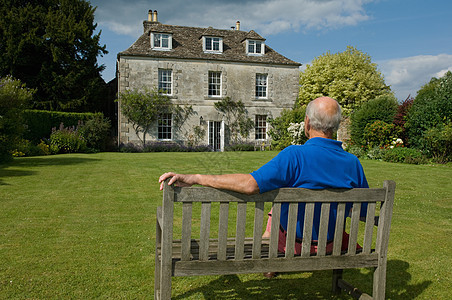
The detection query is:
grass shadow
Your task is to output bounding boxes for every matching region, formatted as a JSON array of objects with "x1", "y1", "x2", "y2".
[
  {"x1": 0, "y1": 155, "x2": 101, "y2": 185},
  {"x1": 172, "y1": 260, "x2": 431, "y2": 299}
]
